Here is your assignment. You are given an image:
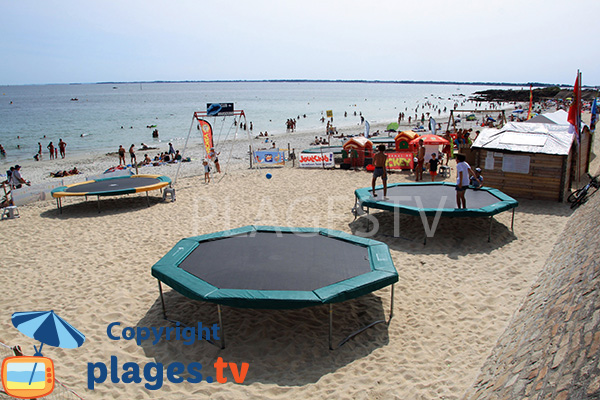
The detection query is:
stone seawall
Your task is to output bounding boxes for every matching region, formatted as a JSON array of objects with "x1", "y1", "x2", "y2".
[{"x1": 465, "y1": 191, "x2": 600, "y2": 399}]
